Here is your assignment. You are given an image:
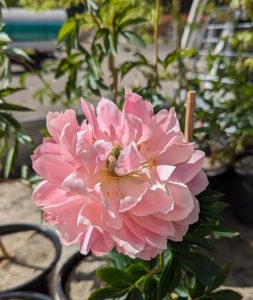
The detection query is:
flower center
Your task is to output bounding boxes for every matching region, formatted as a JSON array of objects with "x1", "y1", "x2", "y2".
[{"x1": 106, "y1": 146, "x2": 121, "y2": 177}]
